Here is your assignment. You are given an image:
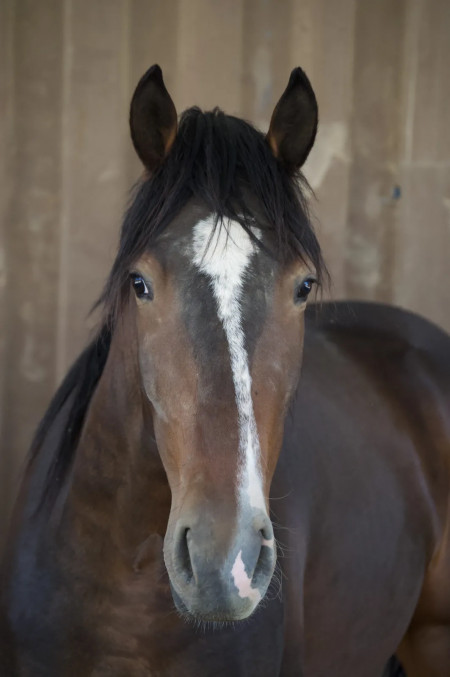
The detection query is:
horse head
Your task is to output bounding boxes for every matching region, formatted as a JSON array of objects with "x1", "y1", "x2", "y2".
[{"x1": 104, "y1": 65, "x2": 322, "y2": 622}]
